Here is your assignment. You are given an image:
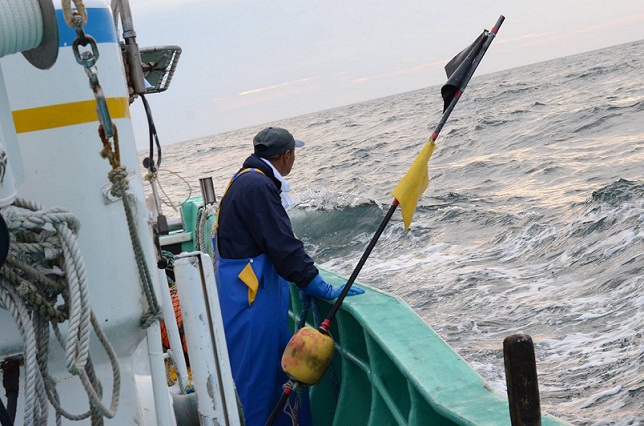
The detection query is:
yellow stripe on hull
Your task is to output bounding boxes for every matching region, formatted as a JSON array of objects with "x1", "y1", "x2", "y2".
[{"x1": 12, "y1": 97, "x2": 131, "y2": 133}]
